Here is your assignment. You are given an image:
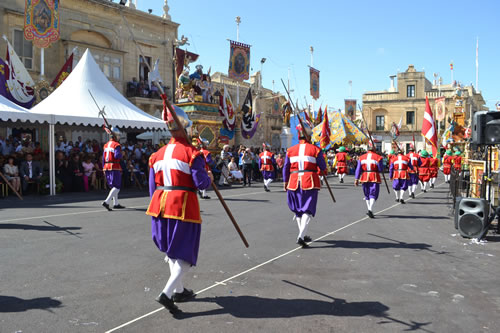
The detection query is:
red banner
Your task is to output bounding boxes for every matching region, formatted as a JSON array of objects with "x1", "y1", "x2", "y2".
[
  {"x1": 344, "y1": 99, "x2": 357, "y2": 121},
  {"x1": 228, "y1": 41, "x2": 250, "y2": 81},
  {"x1": 309, "y1": 67, "x2": 320, "y2": 100}
]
